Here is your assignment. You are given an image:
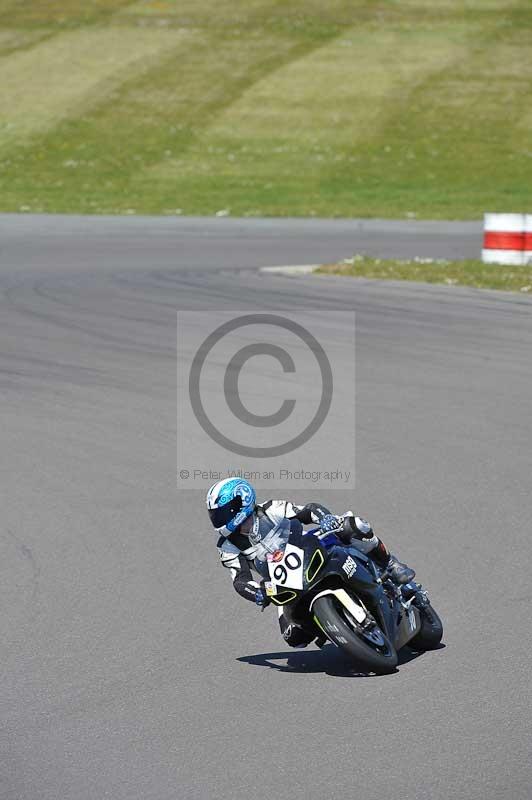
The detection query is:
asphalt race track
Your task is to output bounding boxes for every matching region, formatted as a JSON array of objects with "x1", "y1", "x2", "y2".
[{"x1": 1, "y1": 214, "x2": 531, "y2": 800}]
